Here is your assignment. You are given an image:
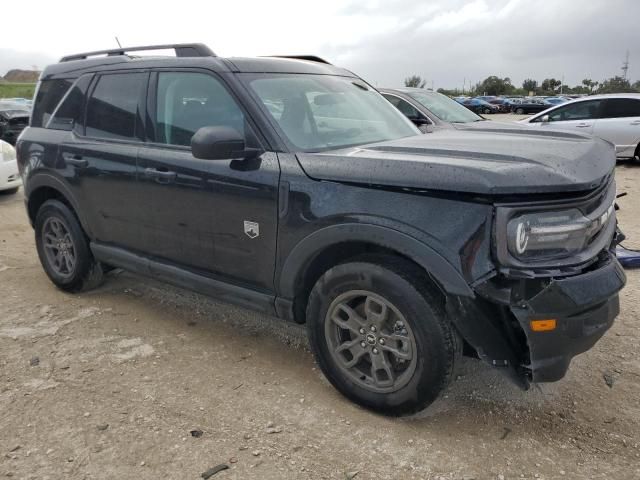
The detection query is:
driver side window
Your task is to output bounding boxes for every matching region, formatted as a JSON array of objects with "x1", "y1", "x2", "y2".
[
  {"x1": 548, "y1": 100, "x2": 602, "y2": 122},
  {"x1": 383, "y1": 94, "x2": 426, "y2": 121},
  {"x1": 155, "y1": 72, "x2": 245, "y2": 147}
]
